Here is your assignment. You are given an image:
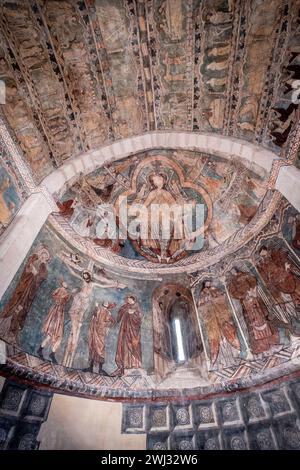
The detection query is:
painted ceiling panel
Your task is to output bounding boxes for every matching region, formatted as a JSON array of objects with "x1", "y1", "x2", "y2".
[
  {"x1": 0, "y1": 0, "x2": 299, "y2": 180},
  {"x1": 0, "y1": 1, "x2": 79, "y2": 168},
  {"x1": 235, "y1": 0, "x2": 283, "y2": 139}
]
